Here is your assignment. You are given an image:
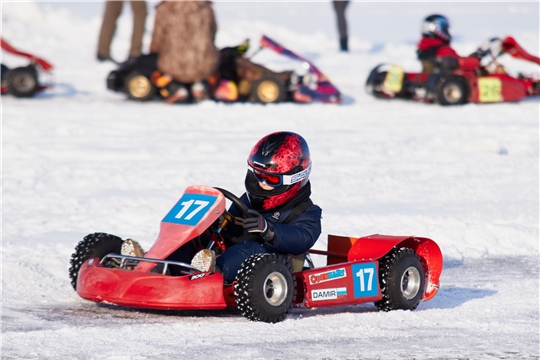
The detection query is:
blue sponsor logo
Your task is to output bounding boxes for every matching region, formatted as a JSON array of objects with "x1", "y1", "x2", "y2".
[
  {"x1": 351, "y1": 262, "x2": 378, "y2": 298},
  {"x1": 162, "y1": 193, "x2": 217, "y2": 226}
]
